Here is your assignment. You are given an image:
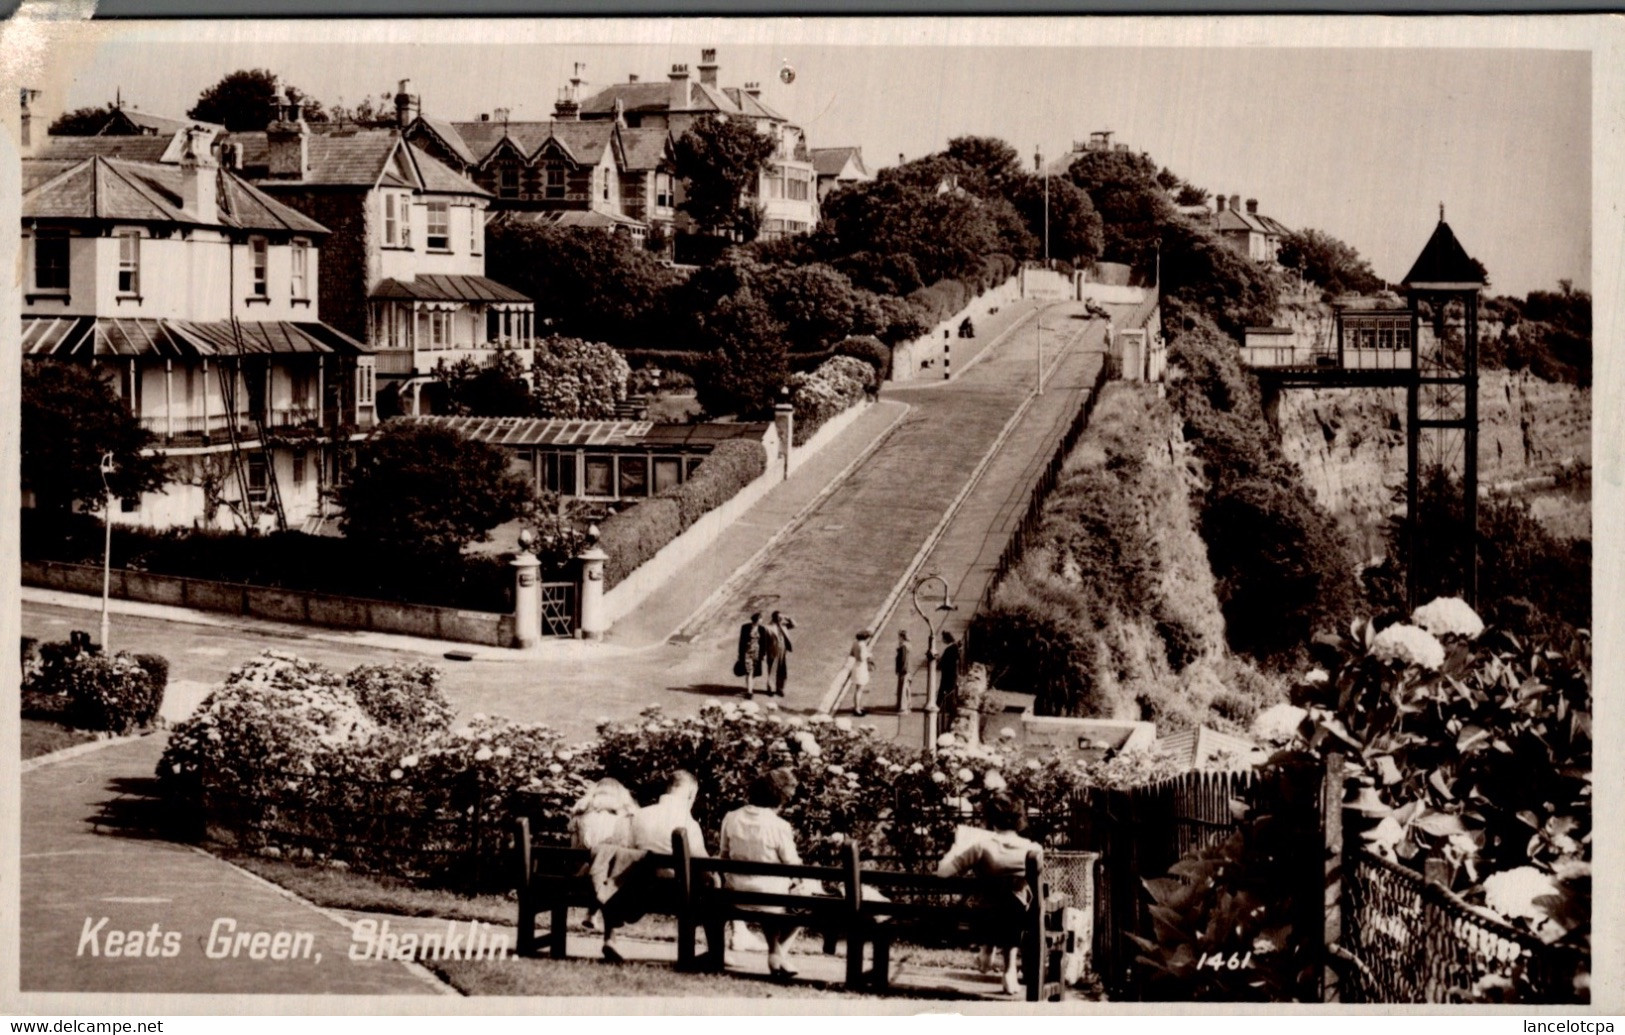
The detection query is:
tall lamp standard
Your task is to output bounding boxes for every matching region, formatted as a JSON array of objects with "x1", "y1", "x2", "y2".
[
  {"x1": 98, "y1": 451, "x2": 116, "y2": 650},
  {"x1": 1034, "y1": 146, "x2": 1049, "y2": 268},
  {"x1": 912, "y1": 573, "x2": 958, "y2": 753}
]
